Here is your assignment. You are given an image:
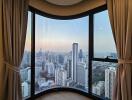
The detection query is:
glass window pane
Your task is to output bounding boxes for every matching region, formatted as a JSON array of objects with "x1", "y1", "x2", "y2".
[
  {"x1": 35, "y1": 14, "x2": 89, "y2": 93},
  {"x1": 92, "y1": 61, "x2": 117, "y2": 99},
  {"x1": 93, "y1": 10, "x2": 118, "y2": 99},
  {"x1": 94, "y1": 11, "x2": 117, "y2": 59},
  {"x1": 20, "y1": 12, "x2": 31, "y2": 98}
]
